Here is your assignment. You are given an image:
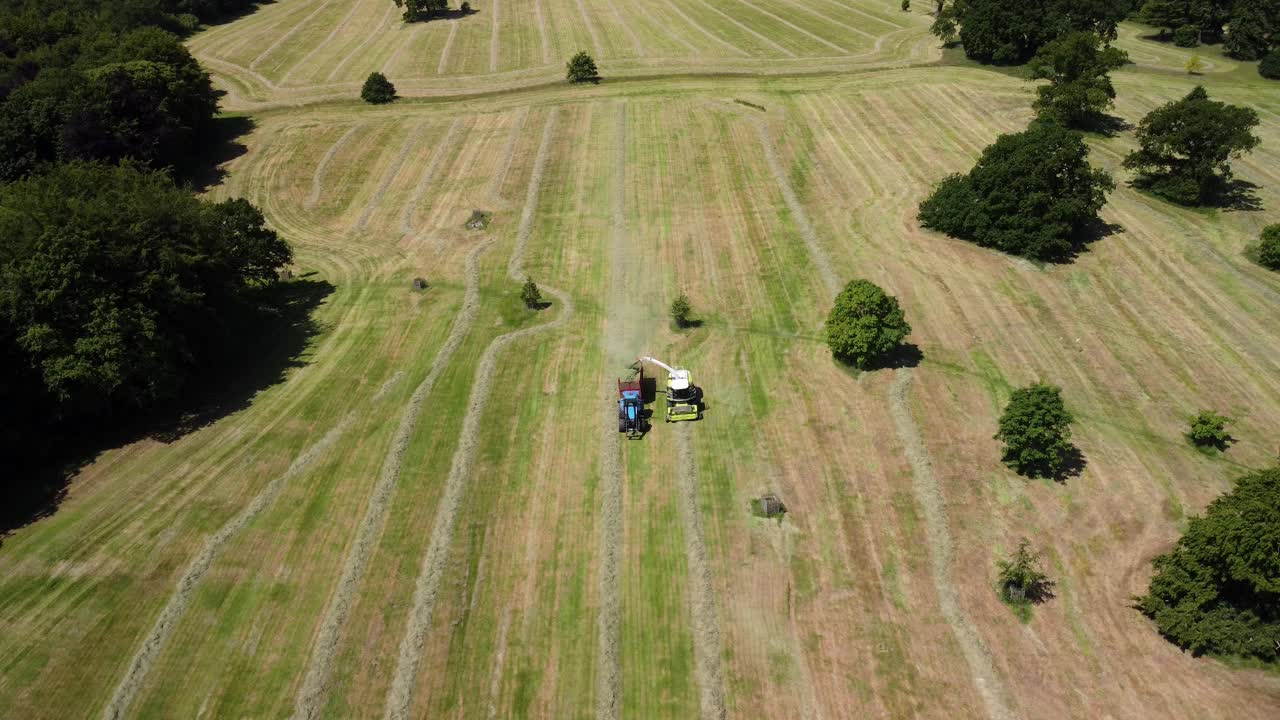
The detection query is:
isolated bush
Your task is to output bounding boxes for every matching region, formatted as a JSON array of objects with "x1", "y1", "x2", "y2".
[
  {"x1": 1261, "y1": 49, "x2": 1280, "y2": 79},
  {"x1": 918, "y1": 121, "x2": 1113, "y2": 261},
  {"x1": 824, "y1": 279, "x2": 911, "y2": 369},
  {"x1": 1173, "y1": 24, "x2": 1200, "y2": 47},
  {"x1": 1185, "y1": 55, "x2": 1204, "y2": 74},
  {"x1": 1187, "y1": 410, "x2": 1232, "y2": 450},
  {"x1": 521, "y1": 277, "x2": 543, "y2": 308},
  {"x1": 460, "y1": 0, "x2": 471, "y2": 11},
  {"x1": 1028, "y1": 31, "x2": 1128, "y2": 128},
  {"x1": 997, "y1": 540, "x2": 1056, "y2": 612},
  {"x1": 901, "y1": 0, "x2": 910, "y2": 10},
  {"x1": 670, "y1": 293, "x2": 694, "y2": 328},
  {"x1": 1124, "y1": 86, "x2": 1259, "y2": 206},
  {"x1": 1138, "y1": 467, "x2": 1280, "y2": 663},
  {"x1": 995, "y1": 382, "x2": 1074, "y2": 478},
  {"x1": 566, "y1": 51, "x2": 599, "y2": 83},
  {"x1": 1258, "y1": 224, "x2": 1280, "y2": 269},
  {"x1": 361, "y1": 72, "x2": 396, "y2": 104}
]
